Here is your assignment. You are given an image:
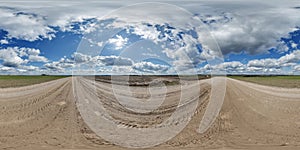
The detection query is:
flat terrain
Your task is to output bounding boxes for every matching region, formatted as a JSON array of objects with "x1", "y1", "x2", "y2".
[
  {"x1": 229, "y1": 76, "x2": 300, "y2": 88},
  {"x1": 0, "y1": 76, "x2": 300, "y2": 150},
  {"x1": 0, "y1": 75, "x2": 67, "y2": 88}
]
